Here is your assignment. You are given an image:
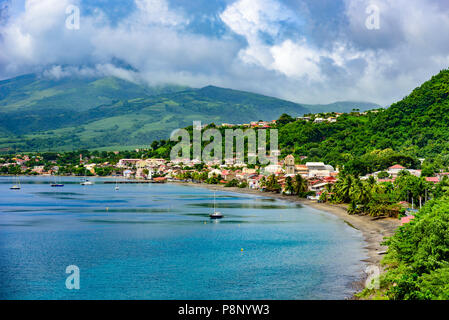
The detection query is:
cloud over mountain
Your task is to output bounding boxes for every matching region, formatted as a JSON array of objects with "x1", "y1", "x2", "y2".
[{"x1": 1, "y1": 0, "x2": 449, "y2": 106}]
